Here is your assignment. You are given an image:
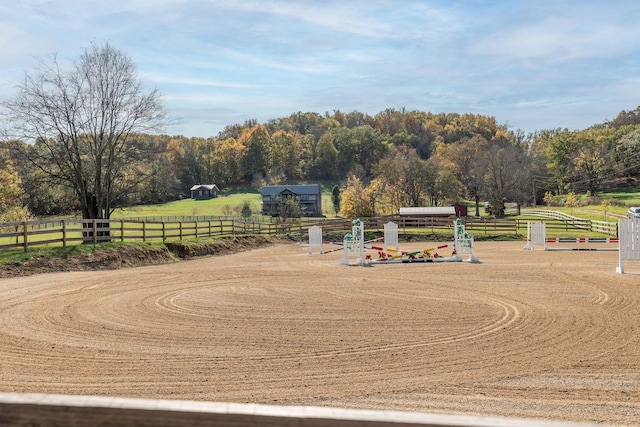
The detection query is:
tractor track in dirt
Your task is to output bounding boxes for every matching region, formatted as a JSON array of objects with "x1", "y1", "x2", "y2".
[{"x1": 0, "y1": 241, "x2": 639, "y2": 425}]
